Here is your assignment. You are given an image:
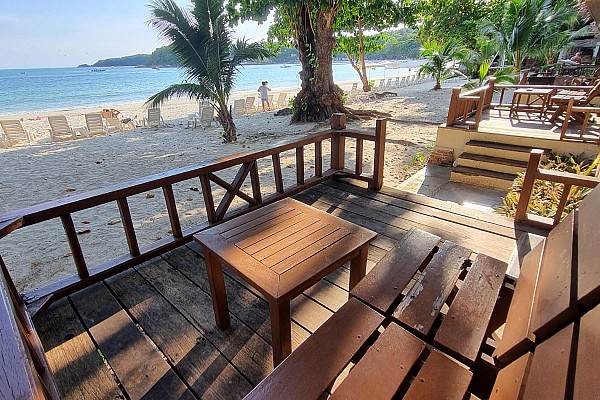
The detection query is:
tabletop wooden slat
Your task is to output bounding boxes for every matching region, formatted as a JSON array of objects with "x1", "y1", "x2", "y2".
[
  {"x1": 351, "y1": 228, "x2": 441, "y2": 314},
  {"x1": 489, "y1": 352, "x2": 532, "y2": 400},
  {"x1": 393, "y1": 241, "x2": 472, "y2": 336},
  {"x1": 219, "y1": 205, "x2": 294, "y2": 238},
  {"x1": 237, "y1": 214, "x2": 318, "y2": 253},
  {"x1": 227, "y1": 209, "x2": 306, "y2": 244},
  {"x1": 573, "y1": 303, "x2": 600, "y2": 399},
  {"x1": 250, "y1": 220, "x2": 329, "y2": 260}
]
